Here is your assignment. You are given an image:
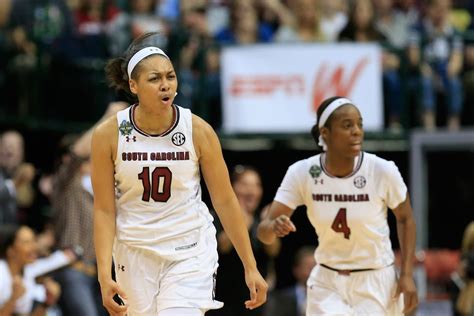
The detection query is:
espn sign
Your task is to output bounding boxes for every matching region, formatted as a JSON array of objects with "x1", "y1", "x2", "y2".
[{"x1": 221, "y1": 43, "x2": 383, "y2": 133}]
